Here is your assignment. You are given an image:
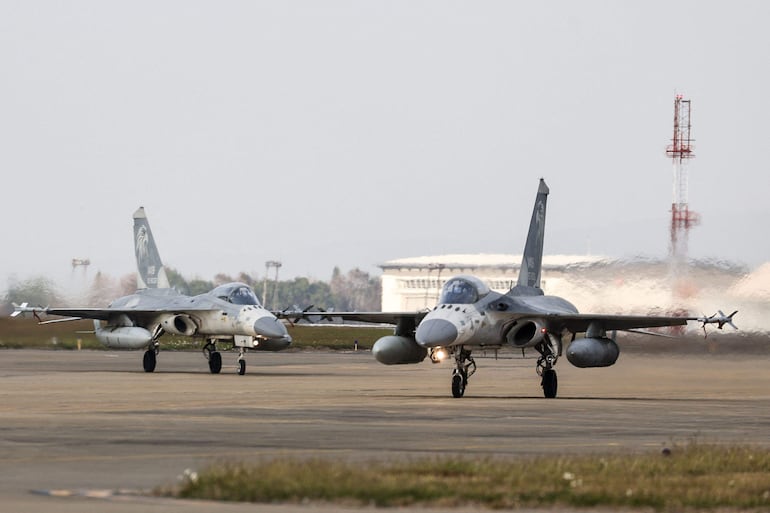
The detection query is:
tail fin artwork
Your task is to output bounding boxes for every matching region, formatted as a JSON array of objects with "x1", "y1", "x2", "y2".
[
  {"x1": 512, "y1": 179, "x2": 549, "y2": 293},
  {"x1": 133, "y1": 207, "x2": 170, "y2": 289}
]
